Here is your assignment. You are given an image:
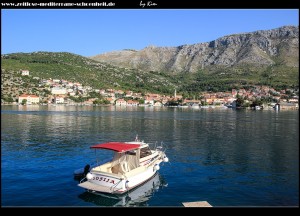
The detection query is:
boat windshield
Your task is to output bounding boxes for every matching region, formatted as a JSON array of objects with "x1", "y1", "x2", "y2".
[{"x1": 140, "y1": 146, "x2": 152, "y2": 158}]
